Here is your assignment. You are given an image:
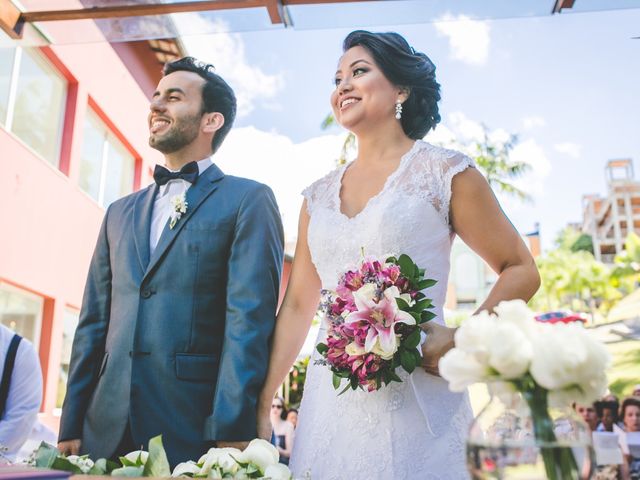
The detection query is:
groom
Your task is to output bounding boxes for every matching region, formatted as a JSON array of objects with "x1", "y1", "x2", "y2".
[{"x1": 58, "y1": 57, "x2": 284, "y2": 466}]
